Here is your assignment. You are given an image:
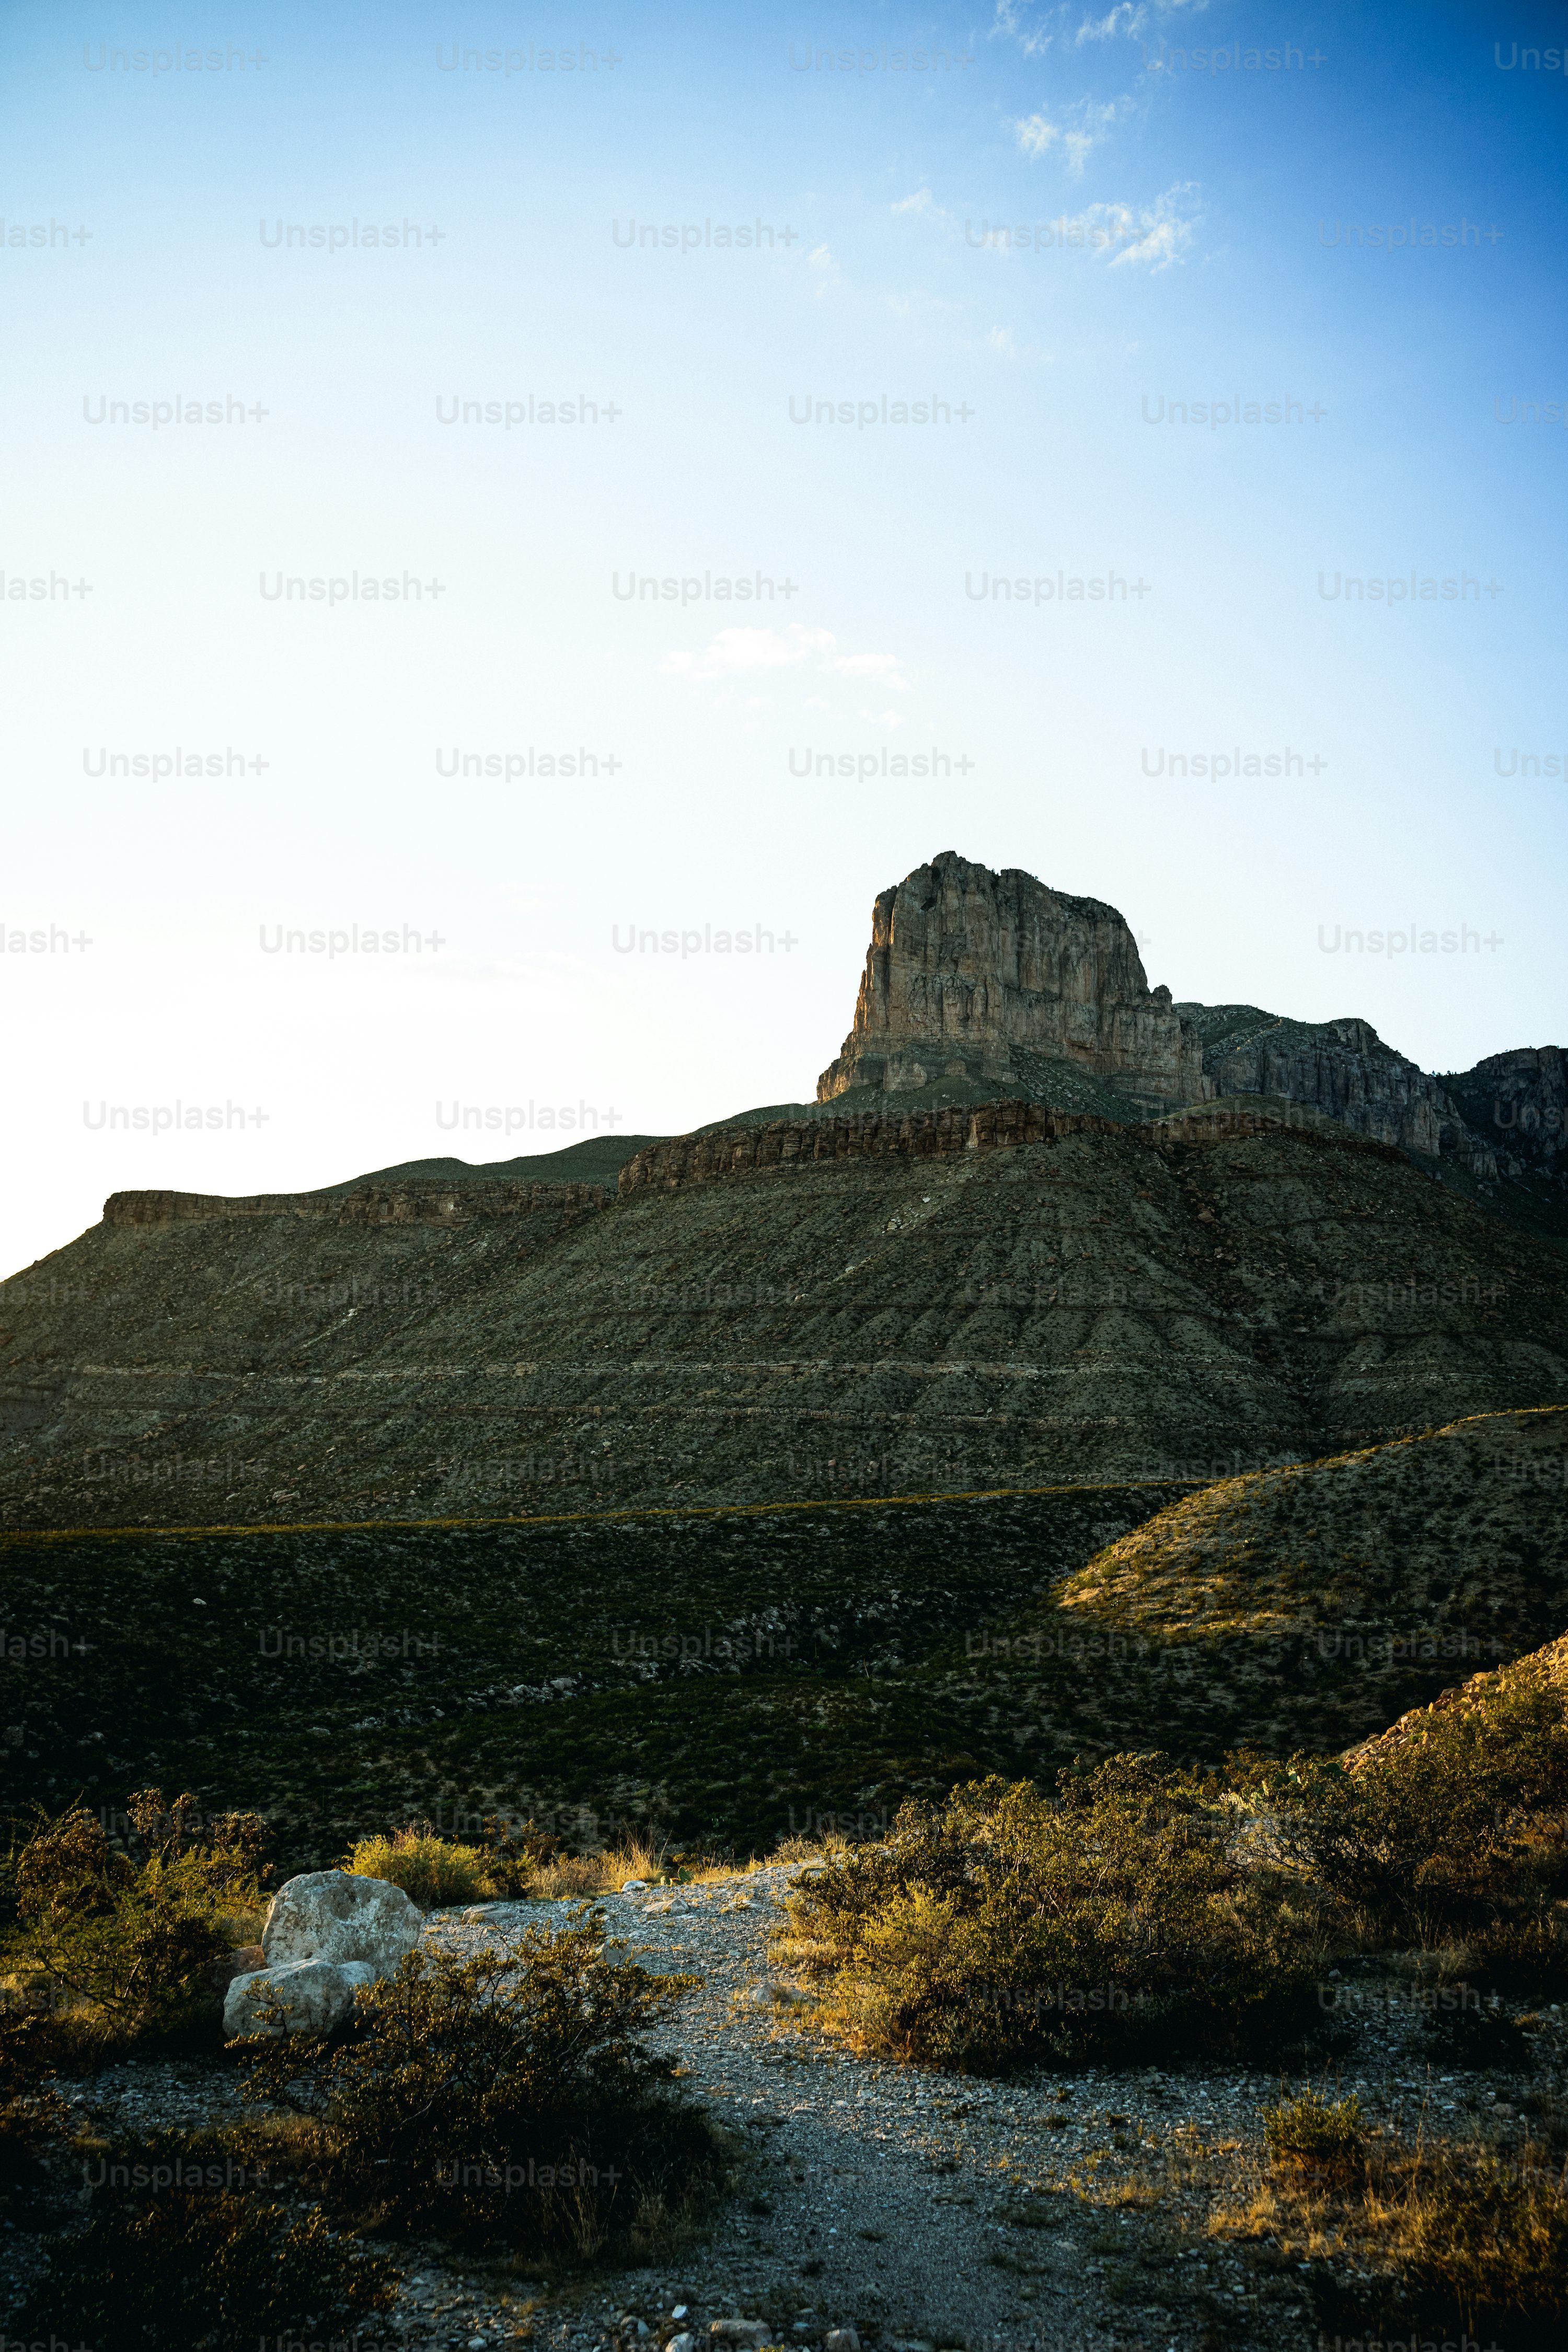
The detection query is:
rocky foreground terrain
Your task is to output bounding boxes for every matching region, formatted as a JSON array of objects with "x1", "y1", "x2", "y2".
[{"x1": 42, "y1": 1861, "x2": 1561, "y2": 2352}]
